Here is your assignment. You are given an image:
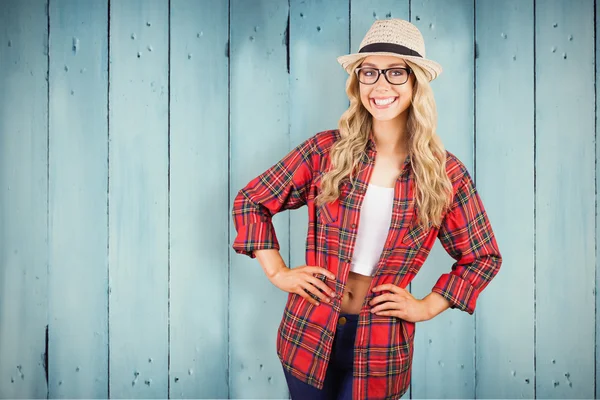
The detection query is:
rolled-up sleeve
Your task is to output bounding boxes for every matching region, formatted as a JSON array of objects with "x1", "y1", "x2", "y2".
[
  {"x1": 232, "y1": 136, "x2": 316, "y2": 258},
  {"x1": 432, "y1": 170, "x2": 502, "y2": 314}
]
